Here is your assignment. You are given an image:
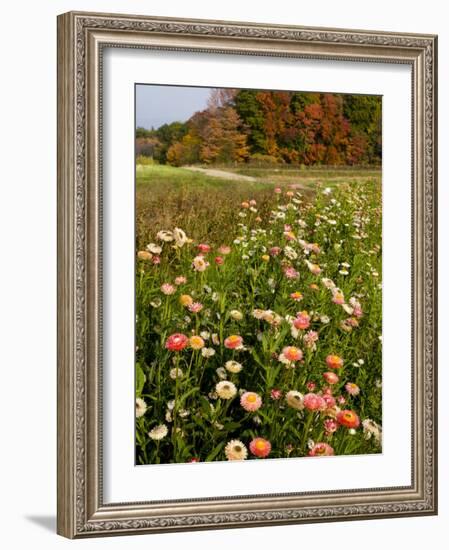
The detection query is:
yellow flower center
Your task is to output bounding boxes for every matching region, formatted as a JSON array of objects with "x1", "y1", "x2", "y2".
[
  {"x1": 255, "y1": 440, "x2": 266, "y2": 450},
  {"x1": 247, "y1": 394, "x2": 257, "y2": 403}
]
